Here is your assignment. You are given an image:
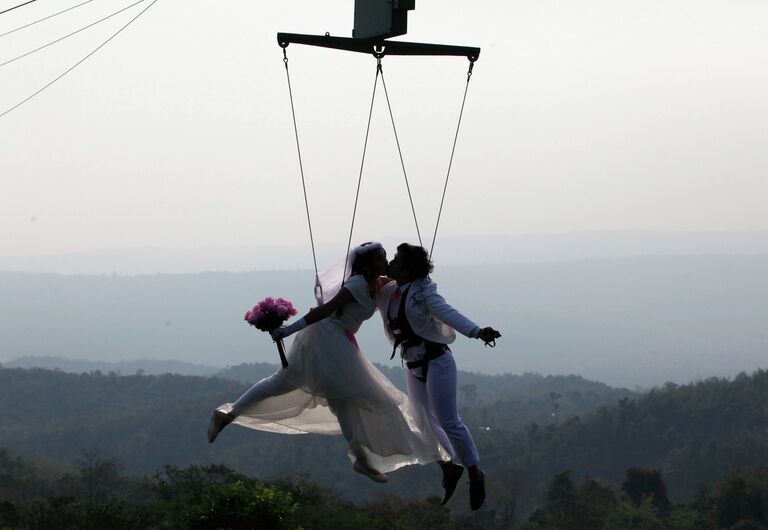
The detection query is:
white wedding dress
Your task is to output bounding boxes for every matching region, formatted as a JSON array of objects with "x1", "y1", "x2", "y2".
[{"x1": 216, "y1": 273, "x2": 447, "y2": 472}]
